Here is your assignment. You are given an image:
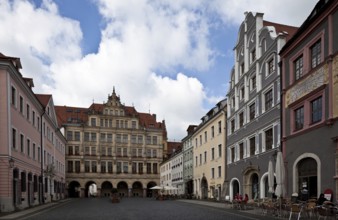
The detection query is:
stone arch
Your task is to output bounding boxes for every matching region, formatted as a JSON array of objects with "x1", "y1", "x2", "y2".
[
  {"x1": 293, "y1": 153, "x2": 321, "y2": 198},
  {"x1": 68, "y1": 181, "x2": 81, "y2": 198},
  {"x1": 242, "y1": 165, "x2": 259, "y2": 199},
  {"x1": 85, "y1": 181, "x2": 97, "y2": 197},
  {"x1": 101, "y1": 181, "x2": 113, "y2": 197},
  {"x1": 146, "y1": 181, "x2": 157, "y2": 198},
  {"x1": 260, "y1": 172, "x2": 276, "y2": 198},
  {"x1": 132, "y1": 181, "x2": 143, "y2": 197},
  {"x1": 117, "y1": 181, "x2": 128, "y2": 197},
  {"x1": 229, "y1": 178, "x2": 240, "y2": 201},
  {"x1": 200, "y1": 176, "x2": 208, "y2": 199}
]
